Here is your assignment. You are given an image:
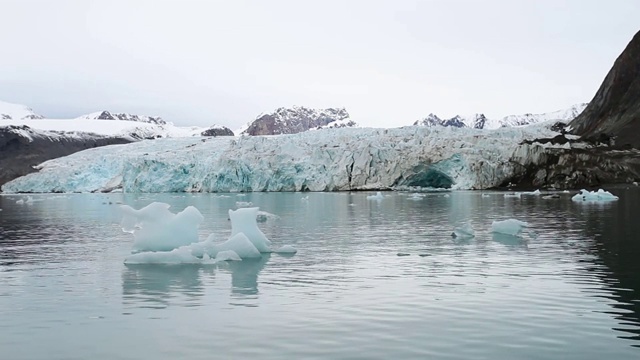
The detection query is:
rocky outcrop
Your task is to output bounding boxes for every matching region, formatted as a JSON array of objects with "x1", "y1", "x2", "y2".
[
  {"x1": 201, "y1": 125, "x2": 234, "y2": 137},
  {"x1": 241, "y1": 106, "x2": 352, "y2": 135},
  {"x1": 570, "y1": 30, "x2": 640, "y2": 148},
  {"x1": 0, "y1": 125, "x2": 131, "y2": 188}
]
